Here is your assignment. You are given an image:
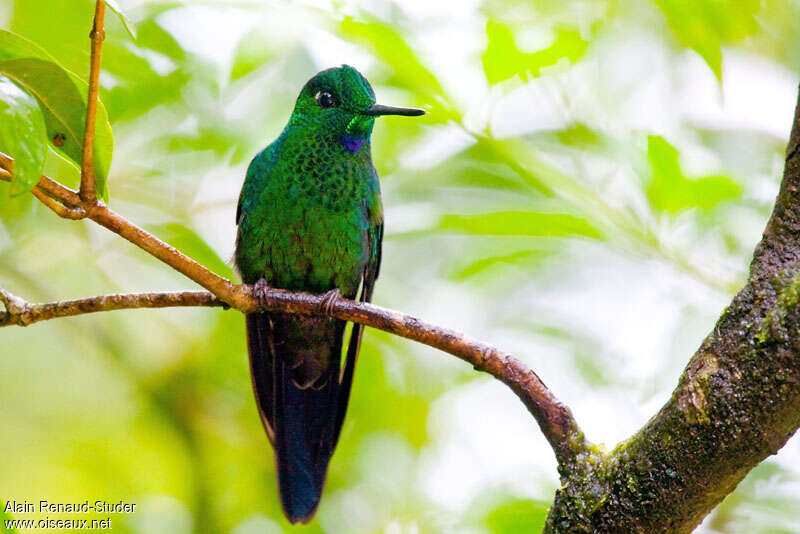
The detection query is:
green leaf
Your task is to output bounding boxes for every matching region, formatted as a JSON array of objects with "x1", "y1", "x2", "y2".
[
  {"x1": 646, "y1": 135, "x2": 741, "y2": 213},
  {"x1": 654, "y1": 0, "x2": 761, "y2": 81},
  {"x1": 555, "y1": 123, "x2": 603, "y2": 148},
  {"x1": 104, "y1": 0, "x2": 137, "y2": 40},
  {"x1": 450, "y1": 249, "x2": 551, "y2": 280},
  {"x1": 339, "y1": 17, "x2": 454, "y2": 120},
  {"x1": 231, "y1": 29, "x2": 274, "y2": 81},
  {"x1": 0, "y1": 58, "x2": 83, "y2": 165},
  {"x1": 0, "y1": 28, "x2": 115, "y2": 183},
  {"x1": 440, "y1": 211, "x2": 602, "y2": 239},
  {"x1": 340, "y1": 17, "x2": 442, "y2": 96},
  {"x1": 482, "y1": 21, "x2": 589, "y2": 84},
  {"x1": 0, "y1": 27, "x2": 54, "y2": 62},
  {"x1": 0, "y1": 48, "x2": 113, "y2": 199},
  {"x1": 0, "y1": 74, "x2": 48, "y2": 195},
  {"x1": 147, "y1": 223, "x2": 234, "y2": 280}
]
